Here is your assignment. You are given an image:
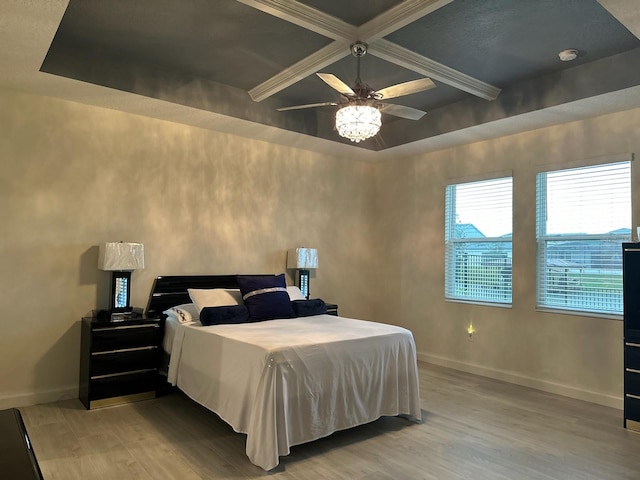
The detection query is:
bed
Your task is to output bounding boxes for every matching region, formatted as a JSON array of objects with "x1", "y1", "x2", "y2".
[{"x1": 147, "y1": 275, "x2": 422, "y2": 471}]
